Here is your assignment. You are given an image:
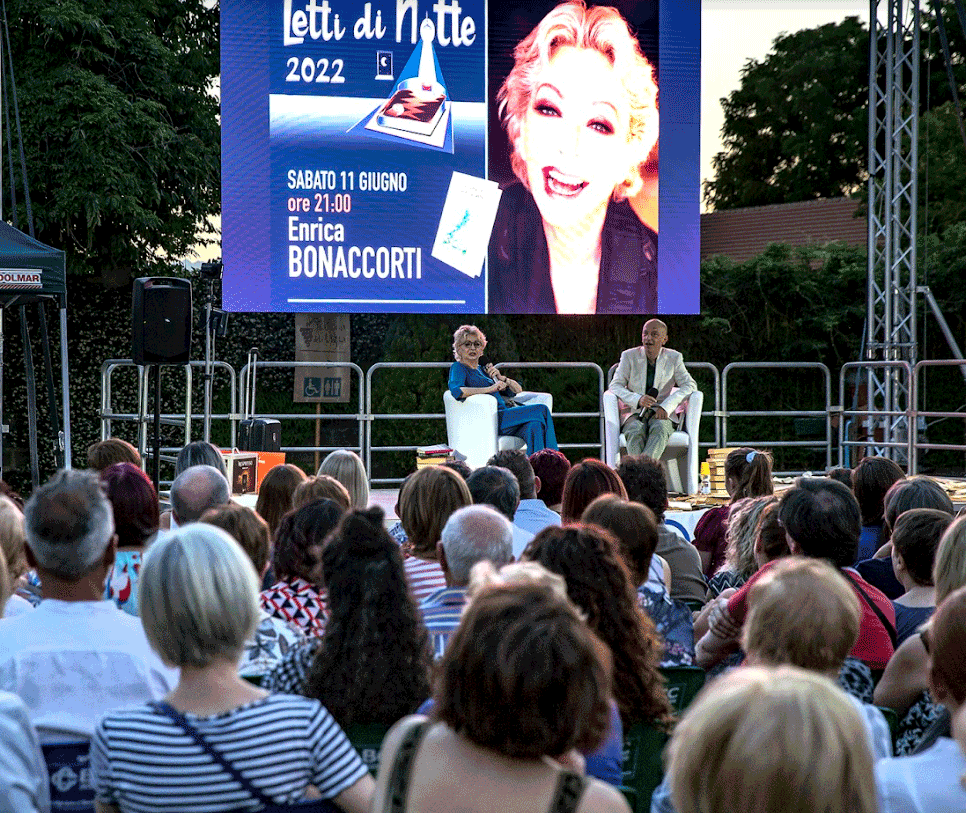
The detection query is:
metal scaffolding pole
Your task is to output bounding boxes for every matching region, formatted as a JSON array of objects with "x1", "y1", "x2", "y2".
[{"x1": 866, "y1": 0, "x2": 920, "y2": 462}]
